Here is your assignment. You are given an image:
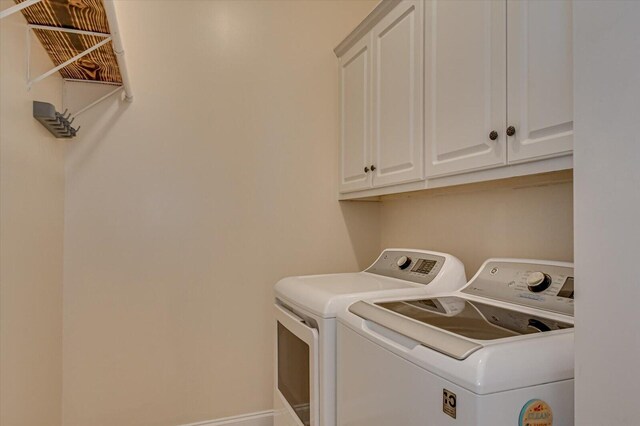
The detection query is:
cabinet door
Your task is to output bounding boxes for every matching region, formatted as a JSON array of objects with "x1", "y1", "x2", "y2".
[
  {"x1": 425, "y1": 0, "x2": 507, "y2": 178},
  {"x1": 371, "y1": 0, "x2": 424, "y2": 188},
  {"x1": 339, "y1": 36, "x2": 372, "y2": 193},
  {"x1": 507, "y1": 0, "x2": 573, "y2": 163}
]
